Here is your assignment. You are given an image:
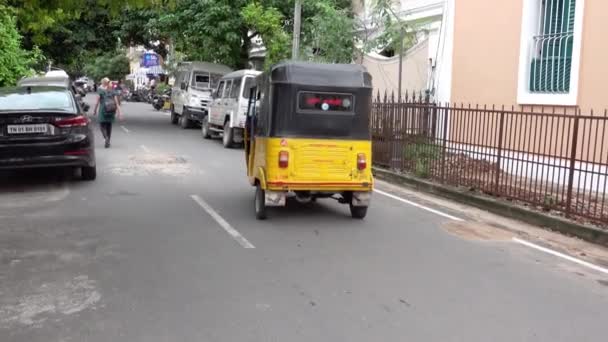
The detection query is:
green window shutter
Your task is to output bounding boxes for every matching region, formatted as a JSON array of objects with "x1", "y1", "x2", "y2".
[{"x1": 529, "y1": 0, "x2": 576, "y2": 93}]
